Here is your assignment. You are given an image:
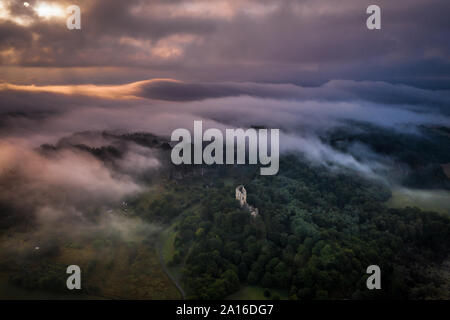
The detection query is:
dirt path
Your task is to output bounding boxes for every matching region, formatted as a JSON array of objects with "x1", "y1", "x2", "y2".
[{"x1": 156, "y1": 240, "x2": 186, "y2": 300}]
